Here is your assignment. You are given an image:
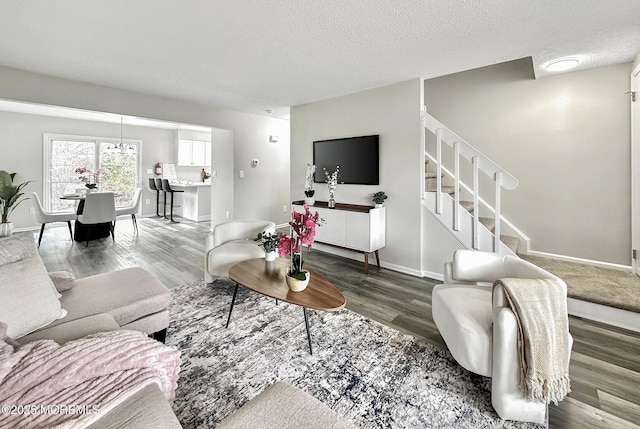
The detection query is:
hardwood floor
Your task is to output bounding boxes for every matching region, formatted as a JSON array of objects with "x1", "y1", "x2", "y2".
[
  {"x1": 35, "y1": 217, "x2": 640, "y2": 428},
  {"x1": 37, "y1": 216, "x2": 207, "y2": 288}
]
